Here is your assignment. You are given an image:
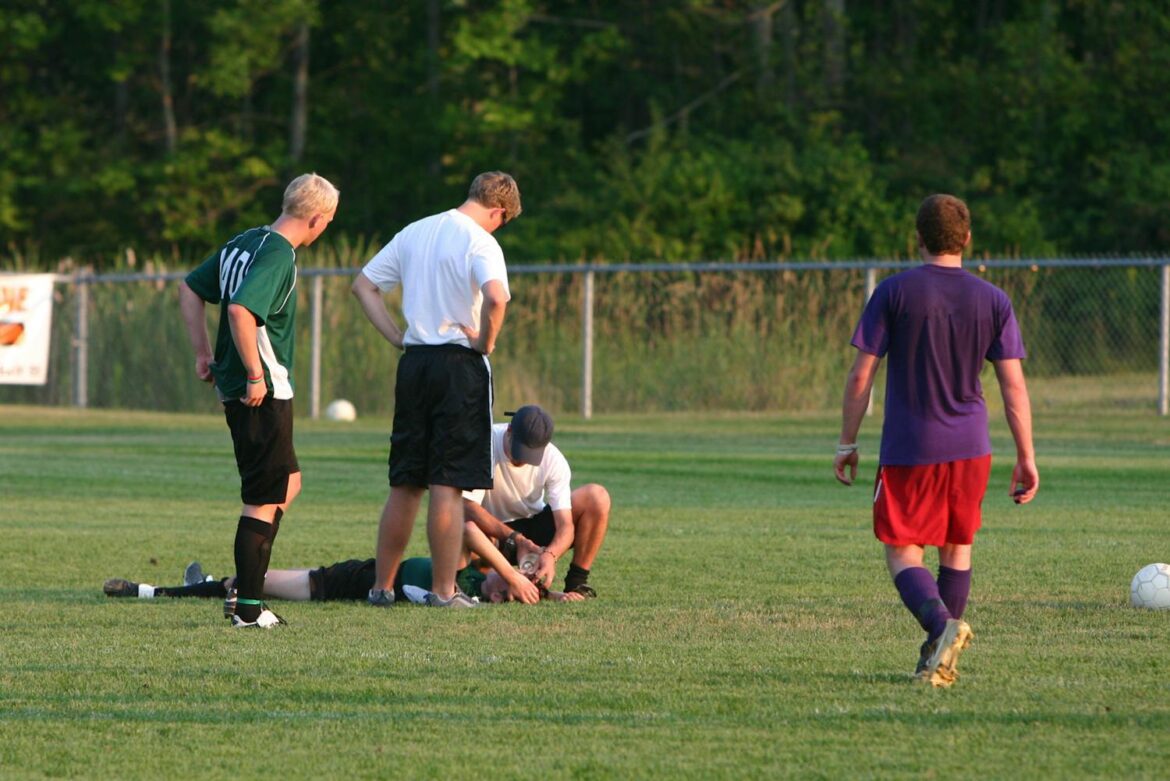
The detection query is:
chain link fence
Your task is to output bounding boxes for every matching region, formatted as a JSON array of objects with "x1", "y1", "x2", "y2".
[{"x1": 2, "y1": 259, "x2": 1167, "y2": 417}]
